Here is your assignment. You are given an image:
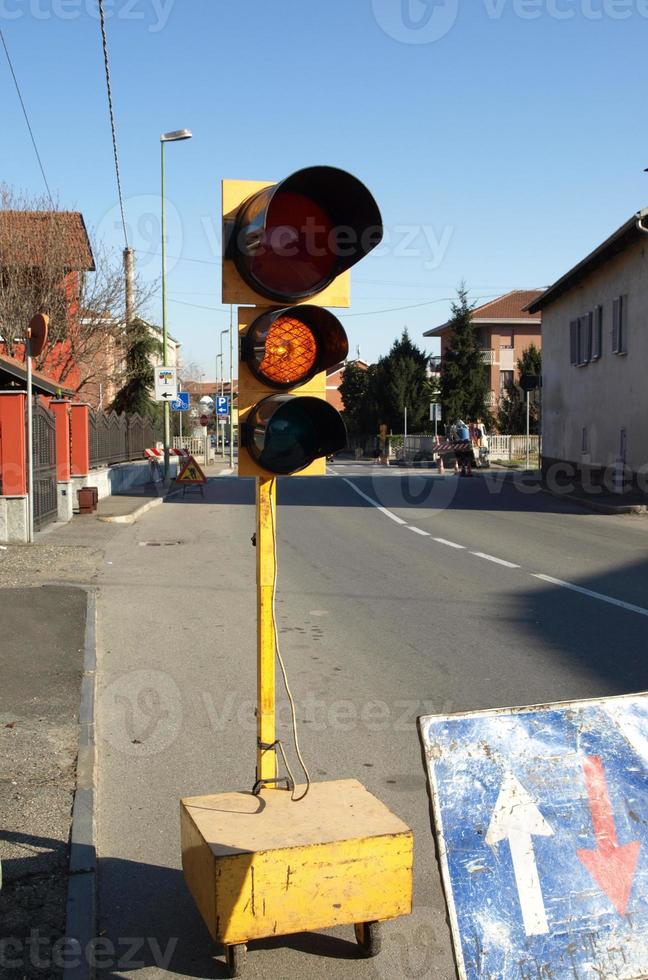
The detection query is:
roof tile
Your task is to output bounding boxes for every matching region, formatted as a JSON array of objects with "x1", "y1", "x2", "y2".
[{"x1": 0, "y1": 211, "x2": 95, "y2": 271}]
